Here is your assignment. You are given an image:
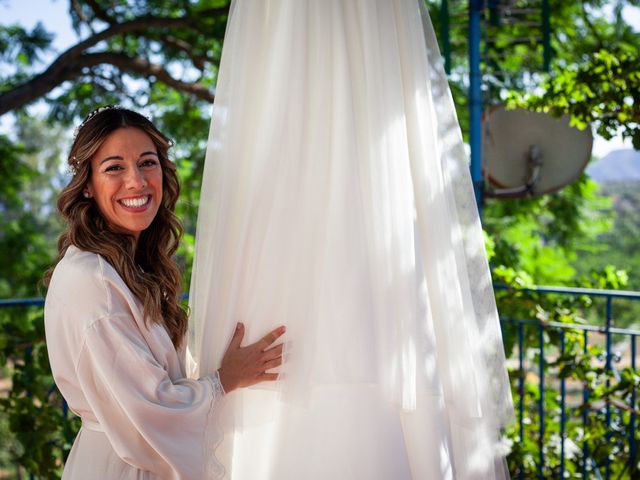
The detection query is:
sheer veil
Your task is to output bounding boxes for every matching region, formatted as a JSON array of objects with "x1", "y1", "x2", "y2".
[{"x1": 189, "y1": 0, "x2": 513, "y2": 478}]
